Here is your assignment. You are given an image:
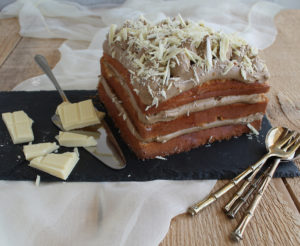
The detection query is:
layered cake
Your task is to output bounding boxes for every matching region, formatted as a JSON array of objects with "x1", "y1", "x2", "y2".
[{"x1": 98, "y1": 16, "x2": 270, "y2": 159}]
